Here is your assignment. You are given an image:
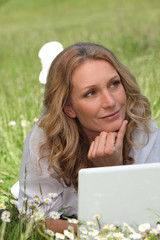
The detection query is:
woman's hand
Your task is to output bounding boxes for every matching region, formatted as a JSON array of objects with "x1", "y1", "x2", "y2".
[
  {"x1": 88, "y1": 120, "x2": 128, "y2": 167},
  {"x1": 38, "y1": 219, "x2": 77, "y2": 234}
]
